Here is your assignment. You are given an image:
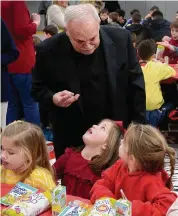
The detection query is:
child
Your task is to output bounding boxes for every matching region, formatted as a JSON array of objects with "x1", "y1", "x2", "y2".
[
  {"x1": 99, "y1": 8, "x2": 109, "y2": 25},
  {"x1": 138, "y1": 39, "x2": 176, "y2": 126},
  {"x1": 108, "y1": 12, "x2": 121, "y2": 28},
  {"x1": 162, "y1": 20, "x2": 178, "y2": 63},
  {"x1": 1, "y1": 121, "x2": 56, "y2": 191},
  {"x1": 90, "y1": 124, "x2": 177, "y2": 215},
  {"x1": 53, "y1": 119, "x2": 123, "y2": 199},
  {"x1": 115, "y1": 9, "x2": 127, "y2": 27},
  {"x1": 43, "y1": 24, "x2": 58, "y2": 39}
]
